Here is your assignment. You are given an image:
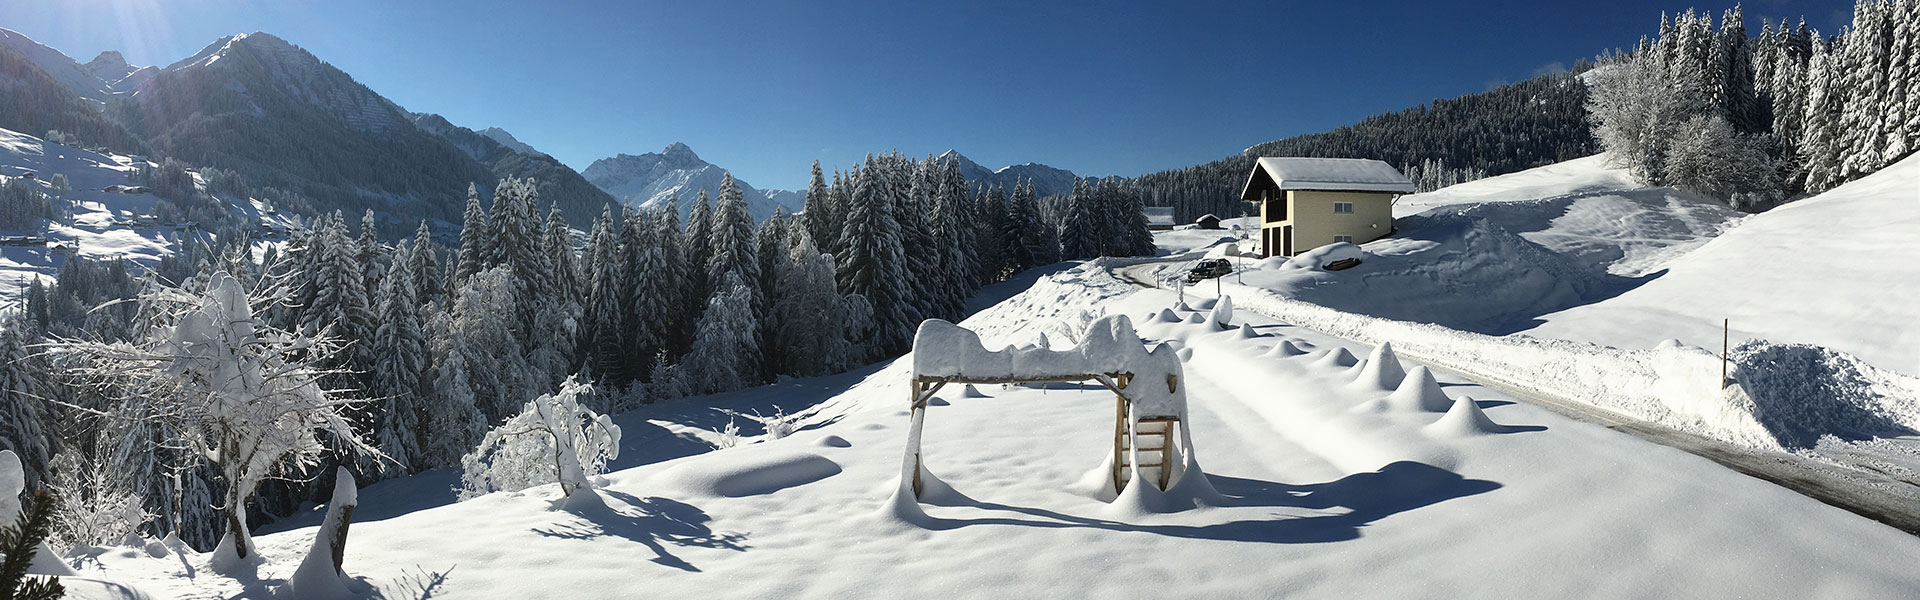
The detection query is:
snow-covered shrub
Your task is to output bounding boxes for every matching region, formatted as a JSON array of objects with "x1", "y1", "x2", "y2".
[
  {"x1": 711, "y1": 418, "x2": 741, "y2": 450},
  {"x1": 745, "y1": 408, "x2": 795, "y2": 440},
  {"x1": 460, "y1": 376, "x2": 622, "y2": 500},
  {"x1": 46, "y1": 448, "x2": 148, "y2": 549}
]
